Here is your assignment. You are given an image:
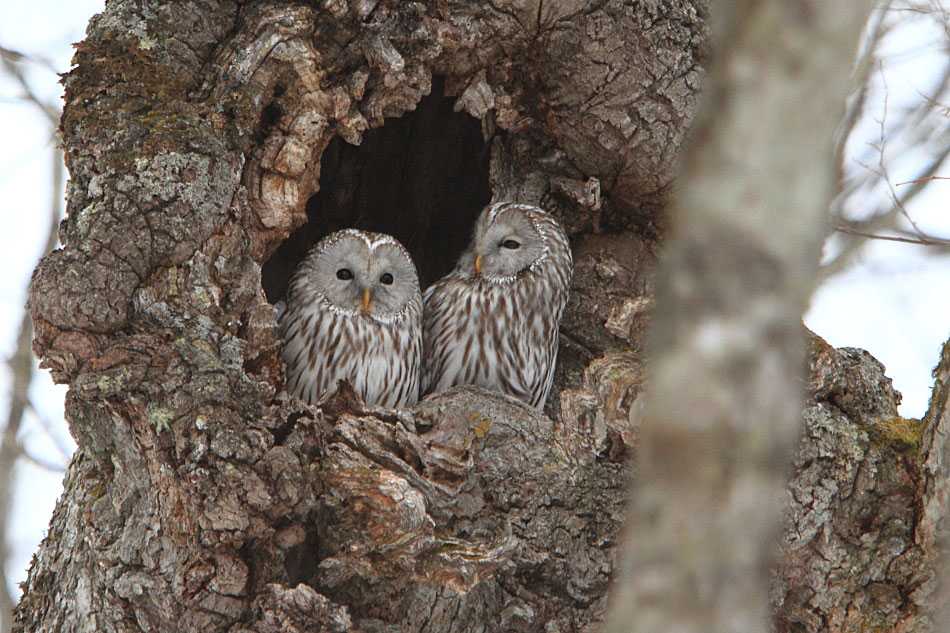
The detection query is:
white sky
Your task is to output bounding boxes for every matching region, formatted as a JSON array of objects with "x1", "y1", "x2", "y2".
[
  {"x1": 1, "y1": 0, "x2": 948, "y2": 600},
  {"x1": 0, "y1": 0, "x2": 102, "y2": 599},
  {"x1": 806, "y1": 7, "x2": 950, "y2": 415}
]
